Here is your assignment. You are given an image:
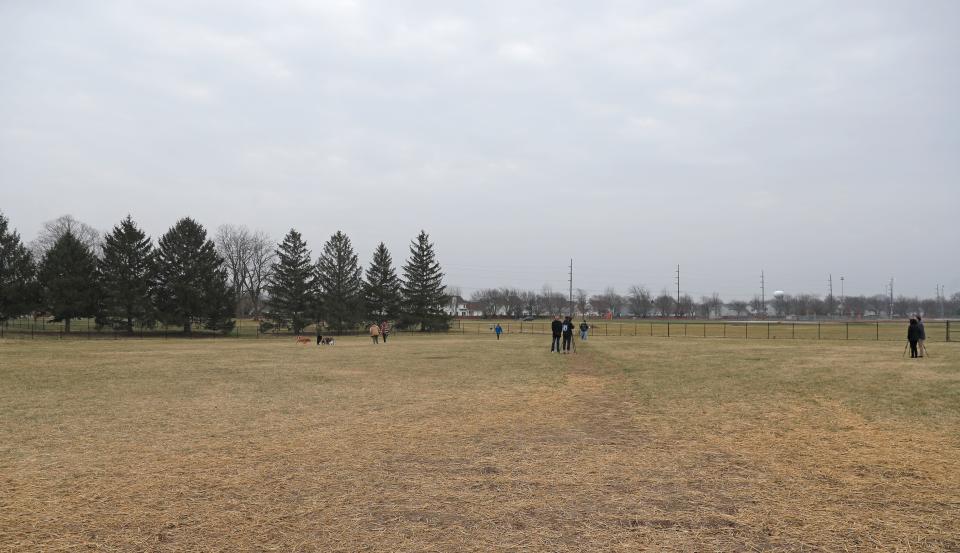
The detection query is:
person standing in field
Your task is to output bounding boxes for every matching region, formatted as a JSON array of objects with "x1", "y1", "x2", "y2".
[
  {"x1": 579, "y1": 320, "x2": 589, "y2": 341},
  {"x1": 494, "y1": 323, "x2": 503, "y2": 340},
  {"x1": 562, "y1": 316, "x2": 574, "y2": 353},
  {"x1": 369, "y1": 322, "x2": 380, "y2": 344},
  {"x1": 916, "y1": 315, "x2": 926, "y2": 357},
  {"x1": 907, "y1": 318, "x2": 920, "y2": 358},
  {"x1": 380, "y1": 321, "x2": 390, "y2": 343},
  {"x1": 551, "y1": 316, "x2": 562, "y2": 352}
]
